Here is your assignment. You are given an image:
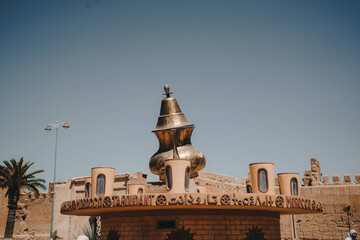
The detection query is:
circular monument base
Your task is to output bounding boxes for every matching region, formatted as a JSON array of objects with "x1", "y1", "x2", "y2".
[
  {"x1": 61, "y1": 192, "x2": 322, "y2": 240},
  {"x1": 101, "y1": 209, "x2": 280, "y2": 240}
]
